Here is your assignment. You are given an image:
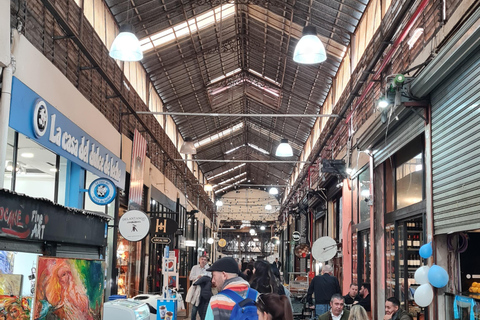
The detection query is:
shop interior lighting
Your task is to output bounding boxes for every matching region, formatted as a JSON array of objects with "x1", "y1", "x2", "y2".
[
  {"x1": 20, "y1": 152, "x2": 34, "y2": 158},
  {"x1": 249, "y1": 229, "x2": 256, "y2": 235},
  {"x1": 185, "y1": 240, "x2": 197, "y2": 247},
  {"x1": 275, "y1": 139, "x2": 293, "y2": 157},
  {"x1": 180, "y1": 137, "x2": 197, "y2": 154},
  {"x1": 109, "y1": 24, "x2": 143, "y2": 61},
  {"x1": 269, "y1": 187, "x2": 278, "y2": 195},
  {"x1": 378, "y1": 96, "x2": 390, "y2": 109},
  {"x1": 293, "y1": 26, "x2": 327, "y2": 64},
  {"x1": 207, "y1": 238, "x2": 214, "y2": 244},
  {"x1": 260, "y1": 225, "x2": 266, "y2": 231},
  {"x1": 204, "y1": 184, "x2": 213, "y2": 192}
]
